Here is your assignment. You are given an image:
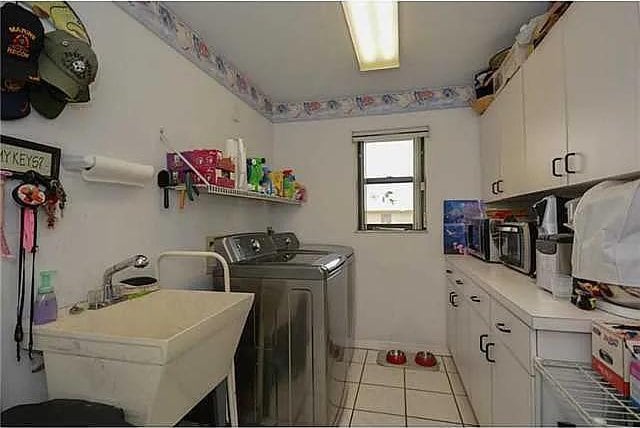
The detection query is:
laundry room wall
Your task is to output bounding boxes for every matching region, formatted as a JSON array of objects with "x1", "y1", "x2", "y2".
[
  {"x1": 271, "y1": 108, "x2": 481, "y2": 351},
  {"x1": 0, "y1": 2, "x2": 275, "y2": 409}
]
